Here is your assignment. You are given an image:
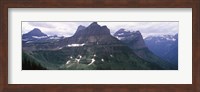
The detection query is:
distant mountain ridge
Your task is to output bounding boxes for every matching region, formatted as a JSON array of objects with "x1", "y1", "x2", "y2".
[
  {"x1": 22, "y1": 28, "x2": 47, "y2": 38},
  {"x1": 144, "y1": 34, "x2": 178, "y2": 65},
  {"x1": 22, "y1": 28, "x2": 64, "y2": 51}
]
